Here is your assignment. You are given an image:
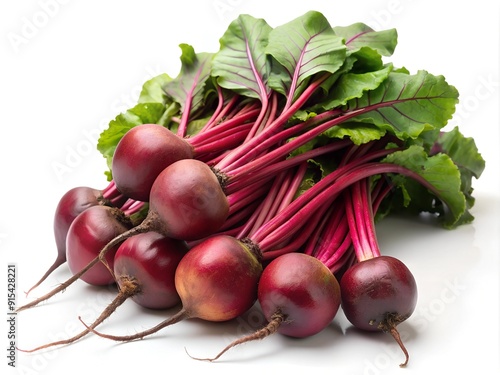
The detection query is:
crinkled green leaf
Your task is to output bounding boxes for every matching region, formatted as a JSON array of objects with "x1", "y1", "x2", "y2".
[
  {"x1": 317, "y1": 63, "x2": 393, "y2": 110},
  {"x1": 266, "y1": 10, "x2": 346, "y2": 102},
  {"x1": 345, "y1": 70, "x2": 459, "y2": 140},
  {"x1": 163, "y1": 44, "x2": 214, "y2": 116},
  {"x1": 434, "y1": 126, "x2": 486, "y2": 179},
  {"x1": 382, "y1": 145, "x2": 468, "y2": 228},
  {"x1": 317, "y1": 55, "x2": 357, "y2": 96},
  {"x1": 211, "y1": 14, "x2": 272, "y2": 101},
  {"x1": 157, "y1": 101, "x2": 180, "y2": 129},
  {"x1": 334, "y1": 23, "x2": 398, "y2": 57},
  {"x1": 317, "y1": 24, "x2": 396, "y2": 104},
  {"x1": 97, "y1": 103, "x2": 166, "y2": 176},
  {"x1": 392, "y1": 66, "x2": 410, "y2": 74},
  {"x1": 289, "y1": 109, "x2": 318, "y2": 124},
  {"x1": 433, "y1": 126, "x2": 486, "y2": 209},
  {"x1": 323, "y1": 121, "x2": 387, "y2": 145},
  {"x1": 138, "y1": 73, "x2": 172, "y2": 104},
  {"x1": 333, "y1": 24, "x2": 397, "y2": 73},
  {"x1": 347, "y1": 46, "x2": 385, "y2": 72},
  {"x1": 403, "y1": 127, "x2": 441, "y2": 153}
]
